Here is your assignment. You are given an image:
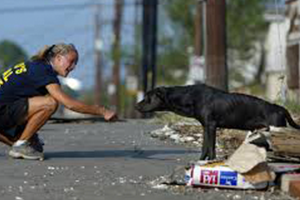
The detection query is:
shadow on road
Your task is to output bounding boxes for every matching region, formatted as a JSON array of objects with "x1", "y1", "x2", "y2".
[
  {"x1": 49, "y1": 117, "x2": 126, "y2": 124},
  {"x1": 44, "y1": 149, "x2": 200, "y2": 160}
]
